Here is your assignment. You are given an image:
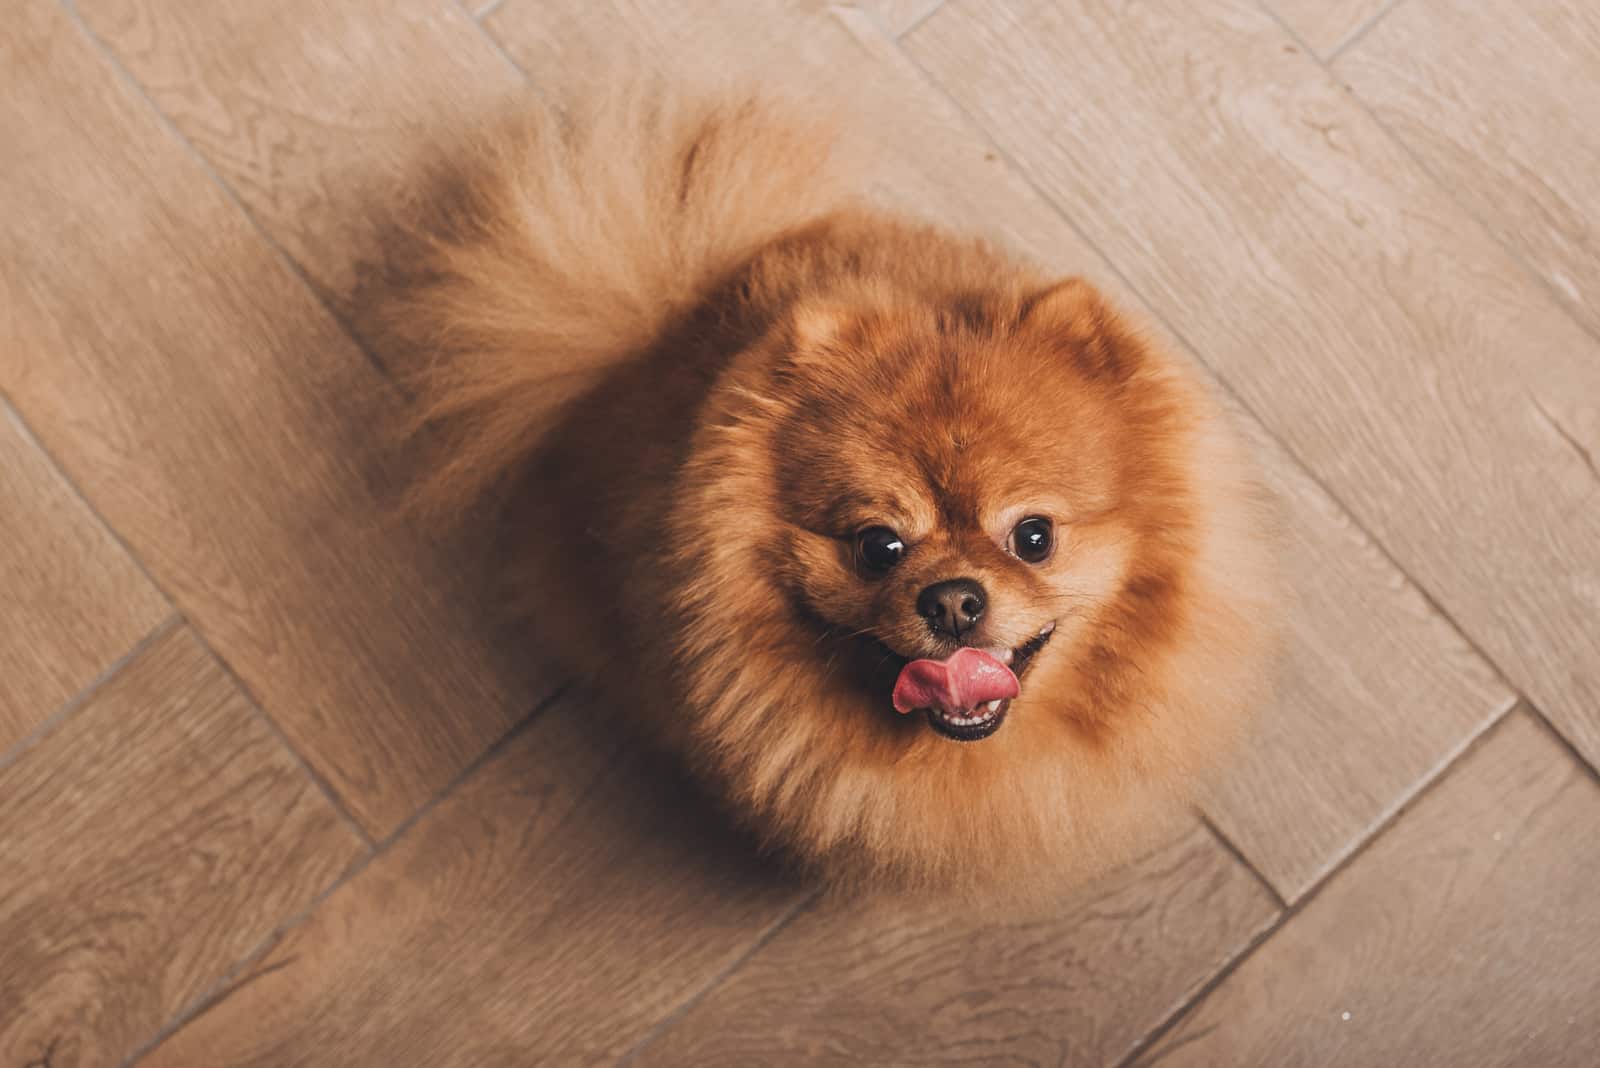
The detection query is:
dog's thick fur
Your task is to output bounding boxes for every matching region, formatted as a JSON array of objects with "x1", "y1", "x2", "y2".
[{"x1": 404, "y1": 85, "x2": 1279, "y2": 894}]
